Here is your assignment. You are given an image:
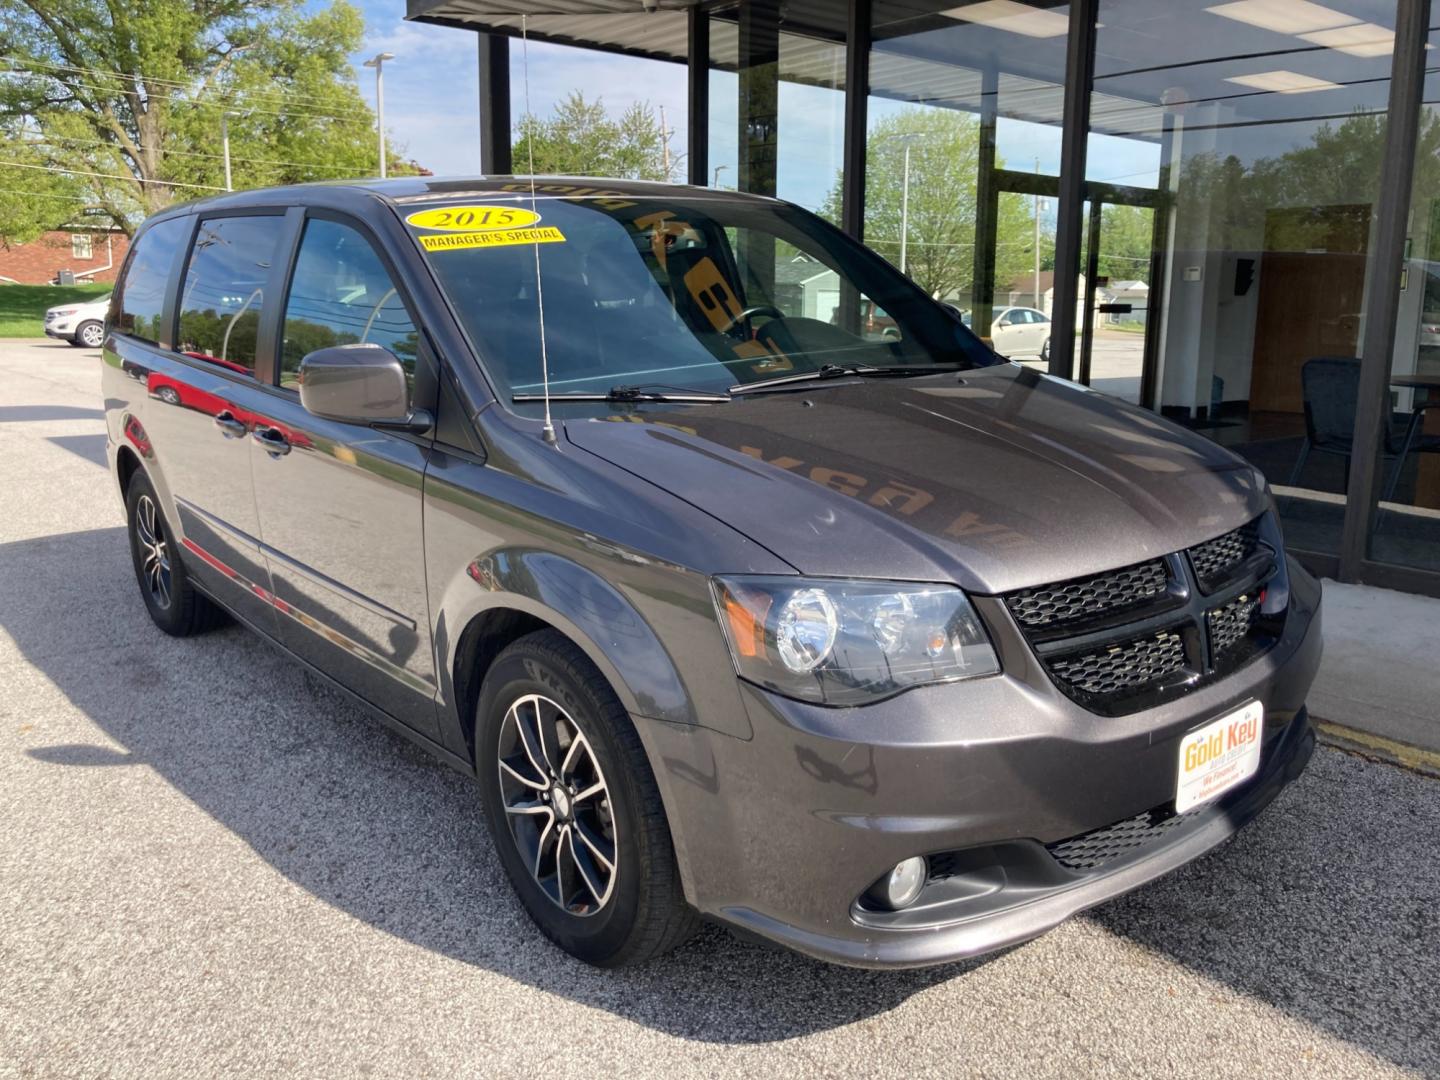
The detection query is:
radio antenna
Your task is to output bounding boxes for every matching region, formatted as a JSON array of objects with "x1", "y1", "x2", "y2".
[{"x1": 520, "y1": 14, "x2": 557, "y2": 445}]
